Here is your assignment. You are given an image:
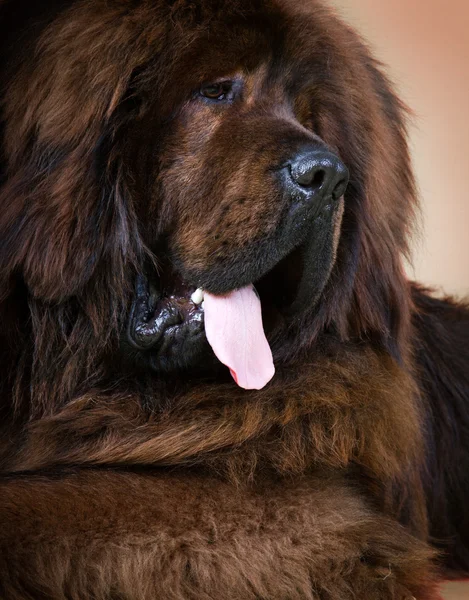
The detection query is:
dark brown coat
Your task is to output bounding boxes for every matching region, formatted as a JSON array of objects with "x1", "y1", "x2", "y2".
[{"x1": 0, "y1": 1, "x2": 468, "y2": 598}]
